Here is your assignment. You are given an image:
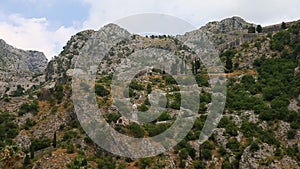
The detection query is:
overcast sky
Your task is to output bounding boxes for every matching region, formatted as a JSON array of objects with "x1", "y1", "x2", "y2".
[{"x1": 0, "y1": 0, "x2": 299, "y2": 60}]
